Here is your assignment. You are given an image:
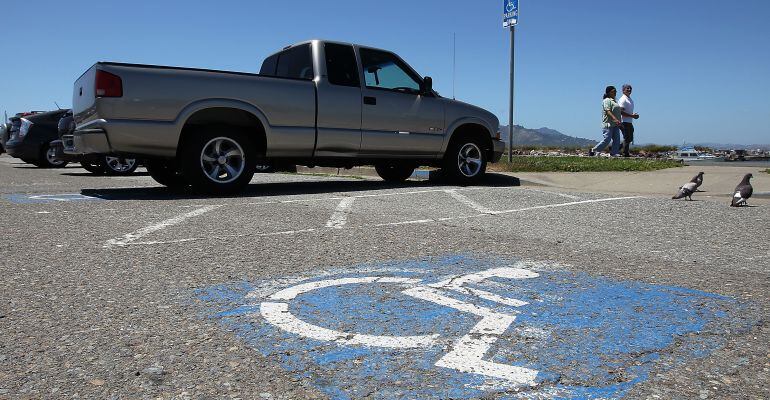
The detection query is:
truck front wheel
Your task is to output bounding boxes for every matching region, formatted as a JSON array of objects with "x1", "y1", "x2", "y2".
[
  {"x1": 442, "y1": 136, "x2": 487, "y2": 185},
  {"x1": 181, "y1": 129, "x2": 255, "y2": 194},
  {"x1": 375, "y1": 164, "x2": 415, "y2": 183}
]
